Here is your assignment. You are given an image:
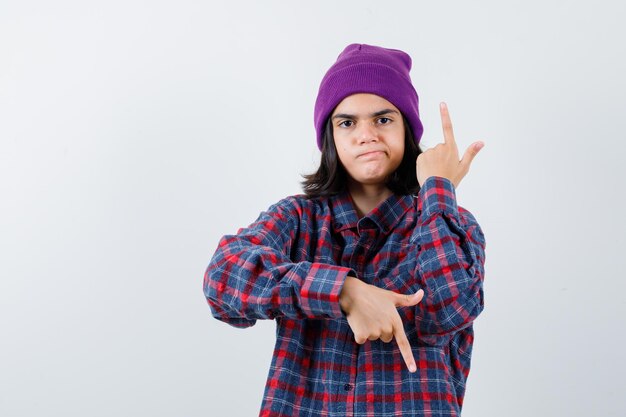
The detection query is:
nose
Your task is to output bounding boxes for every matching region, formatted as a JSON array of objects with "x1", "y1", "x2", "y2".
[{"x1": 357, "y1": 122, "x2": 378, "y2": 144}]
